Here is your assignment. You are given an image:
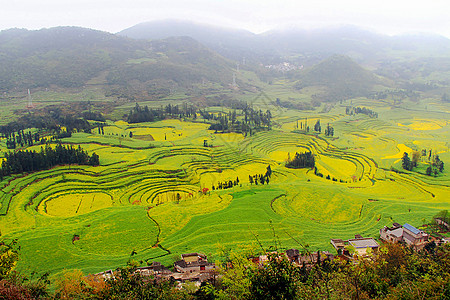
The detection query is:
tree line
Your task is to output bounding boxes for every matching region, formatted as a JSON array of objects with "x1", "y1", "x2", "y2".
[
  {"x1": 0, "y1": 143, "x2": 99, "y2": 181},
  {"x1": 401, "y1": 150, "x2": 444, "y2": 176},
  {"x1": 286, "y1": 152, "x2": 315, "y2": 169},
  {"x1": 208, "y1": 107, "x2": 272, "y2": 136},
  {"x1": 346, "y1": 106, "x2": 378, "y2": 118}
]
